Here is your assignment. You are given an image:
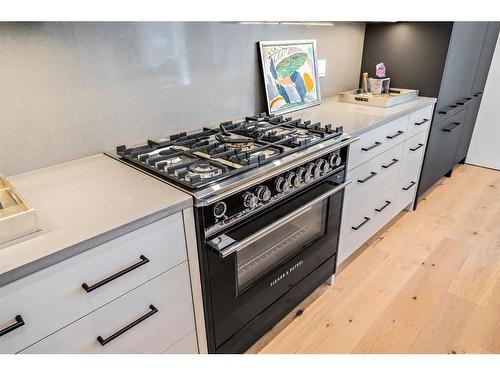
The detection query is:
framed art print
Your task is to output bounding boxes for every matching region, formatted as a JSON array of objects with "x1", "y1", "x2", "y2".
[{"x1": 259, "y1": 39, "x2": 321, "y2": 116}]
